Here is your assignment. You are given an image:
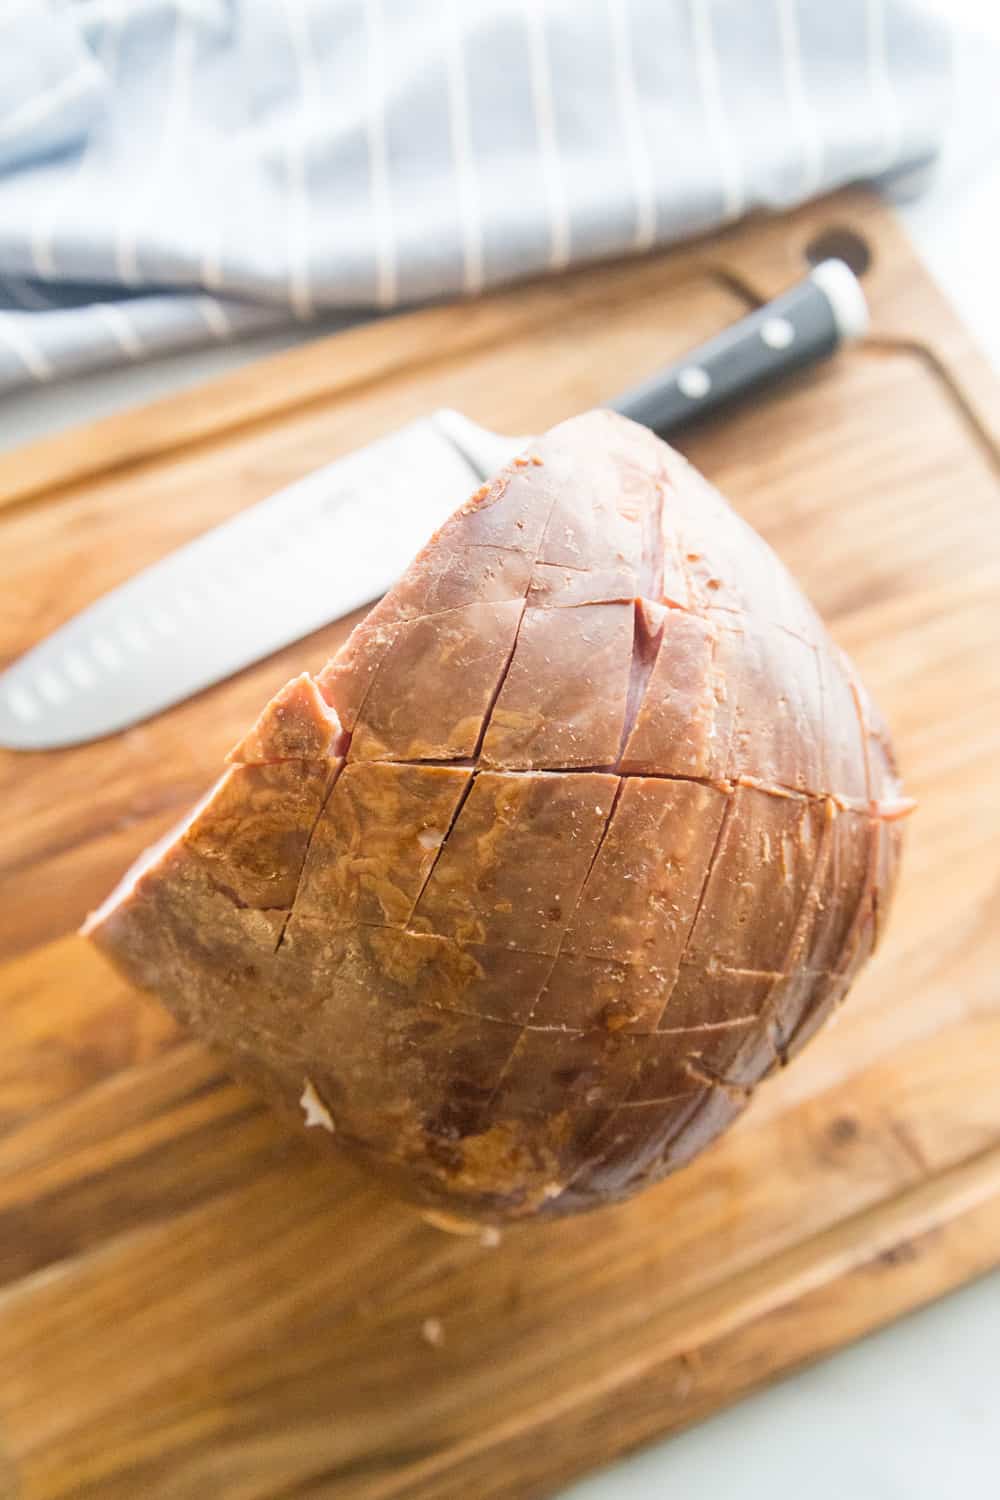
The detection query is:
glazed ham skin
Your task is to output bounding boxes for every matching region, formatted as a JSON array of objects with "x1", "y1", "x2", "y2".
[{"x1": 84, "y1": 411, "x2": 907, "y2": 1221}]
